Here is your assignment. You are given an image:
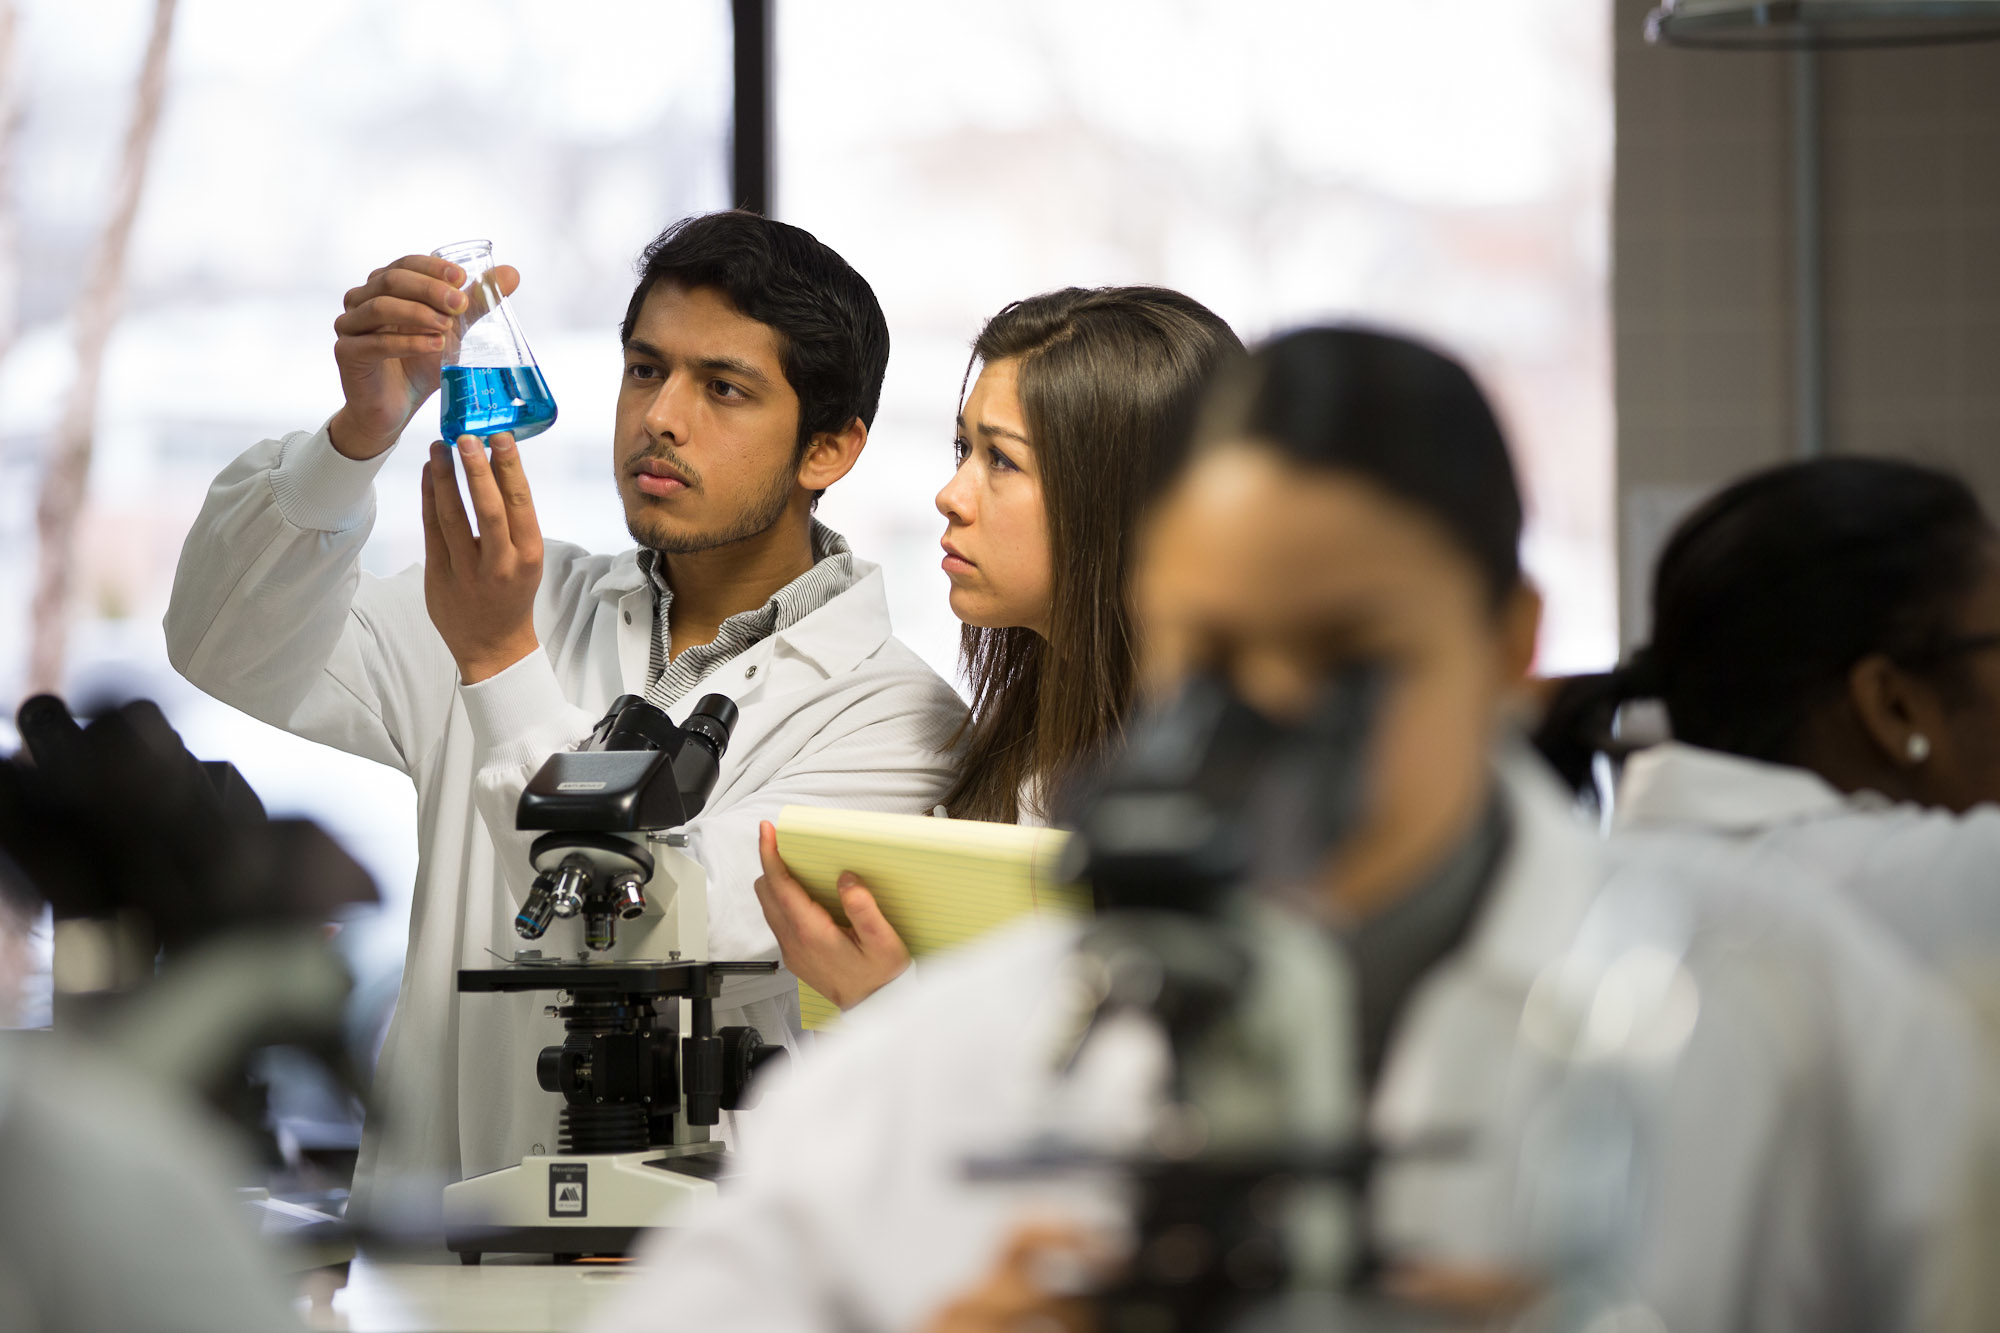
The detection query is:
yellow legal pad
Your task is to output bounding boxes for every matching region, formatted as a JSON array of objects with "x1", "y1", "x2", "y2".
[{"x1": 774, "y1": 805, "x2": 1090, "y2": 1029}]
